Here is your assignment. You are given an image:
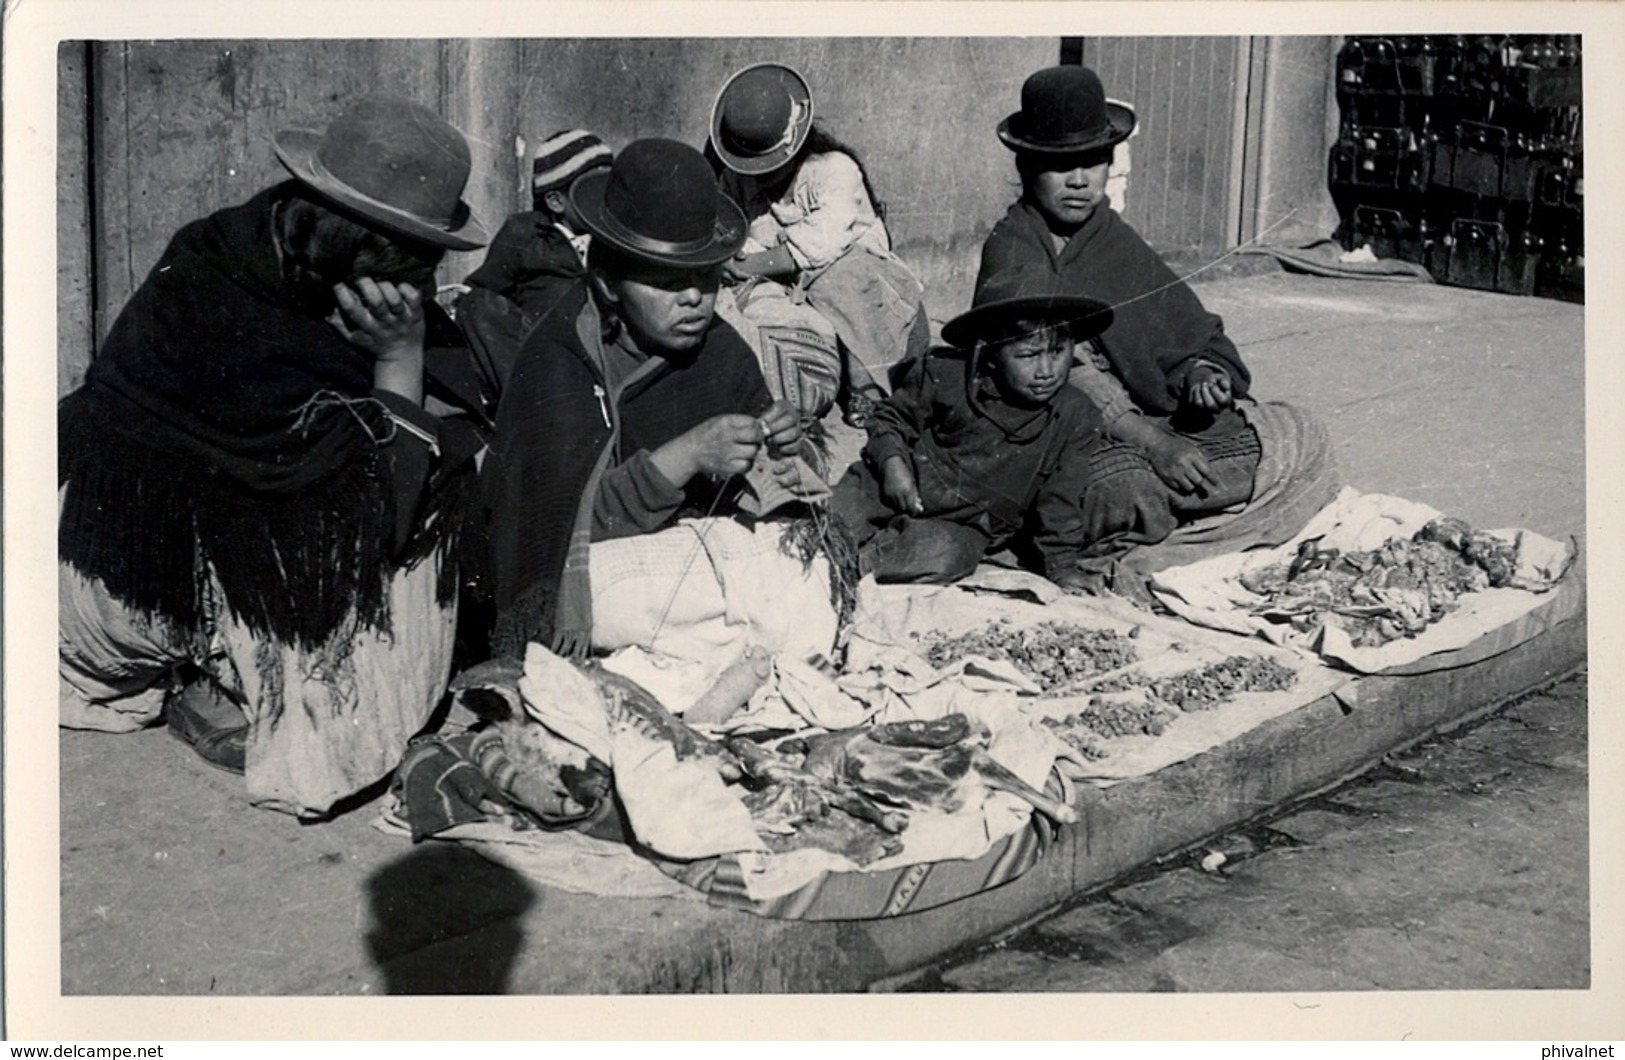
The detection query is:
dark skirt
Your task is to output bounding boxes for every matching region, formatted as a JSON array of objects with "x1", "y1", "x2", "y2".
[{"x1": 1080, "y1": 409, "x2": 1263, "y2": 555}]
